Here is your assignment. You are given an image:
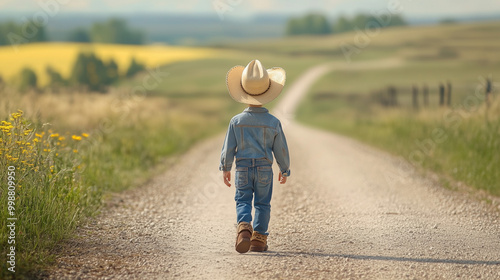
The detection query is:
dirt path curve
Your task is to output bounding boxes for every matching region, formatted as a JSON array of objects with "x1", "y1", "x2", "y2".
[{"x1": 48, "y1": 60, "x2": 500, "y2": 279}]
